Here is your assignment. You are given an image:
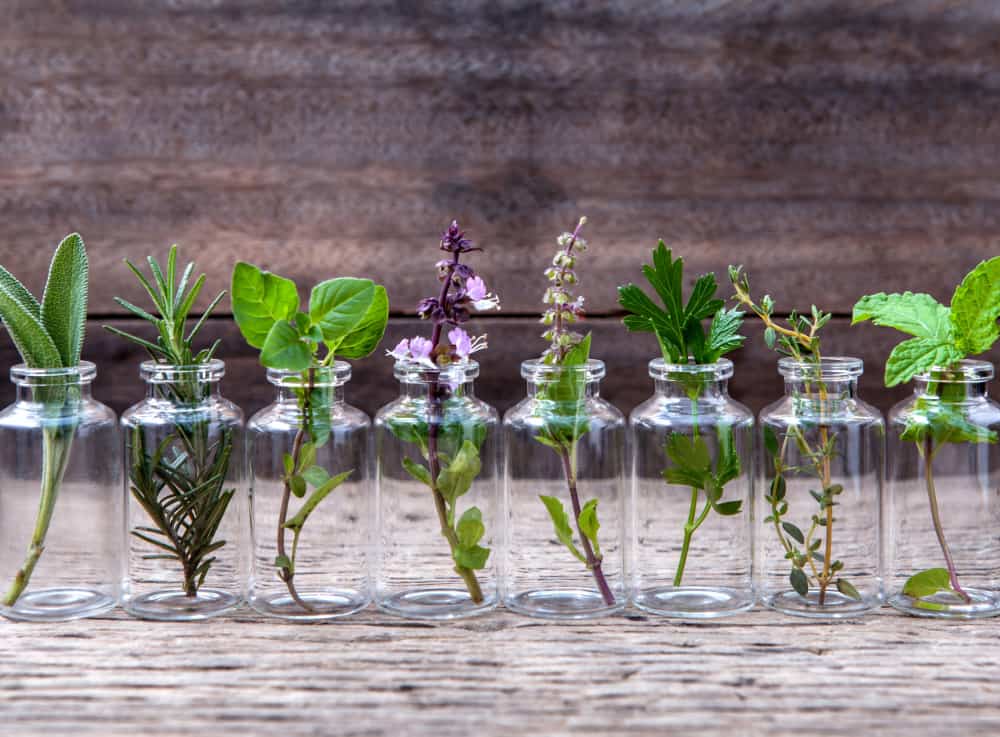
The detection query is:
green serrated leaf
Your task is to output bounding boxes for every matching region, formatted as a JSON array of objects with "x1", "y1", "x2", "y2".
[
  {"x1": 852, "y1": 291, "x2": 953, "y2": 341},
  {"x1": 231, "y1": 261, "x2": 300, "y2": 349},
  {"x1": 283, "y1": 470, "x2": 352, "y2": 532},
  {"x1": 900, "y1": 397, "x2": 998, "y2": 445},
  {"x1": 884, "y1": 337, "x2": 965, "y2": 387},
  {"x1": 539, "y1": 494, "x2": 586, "y2": 564},
  {"x1": 950, "y1": 256, "x2": 1000, "y2": 355},
  {"x1": 703, "y1": 307, "x2": 746, "y2": 362},
  {"x1": 902, "y1": 567, "x2": 952, "y2": 599}
]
